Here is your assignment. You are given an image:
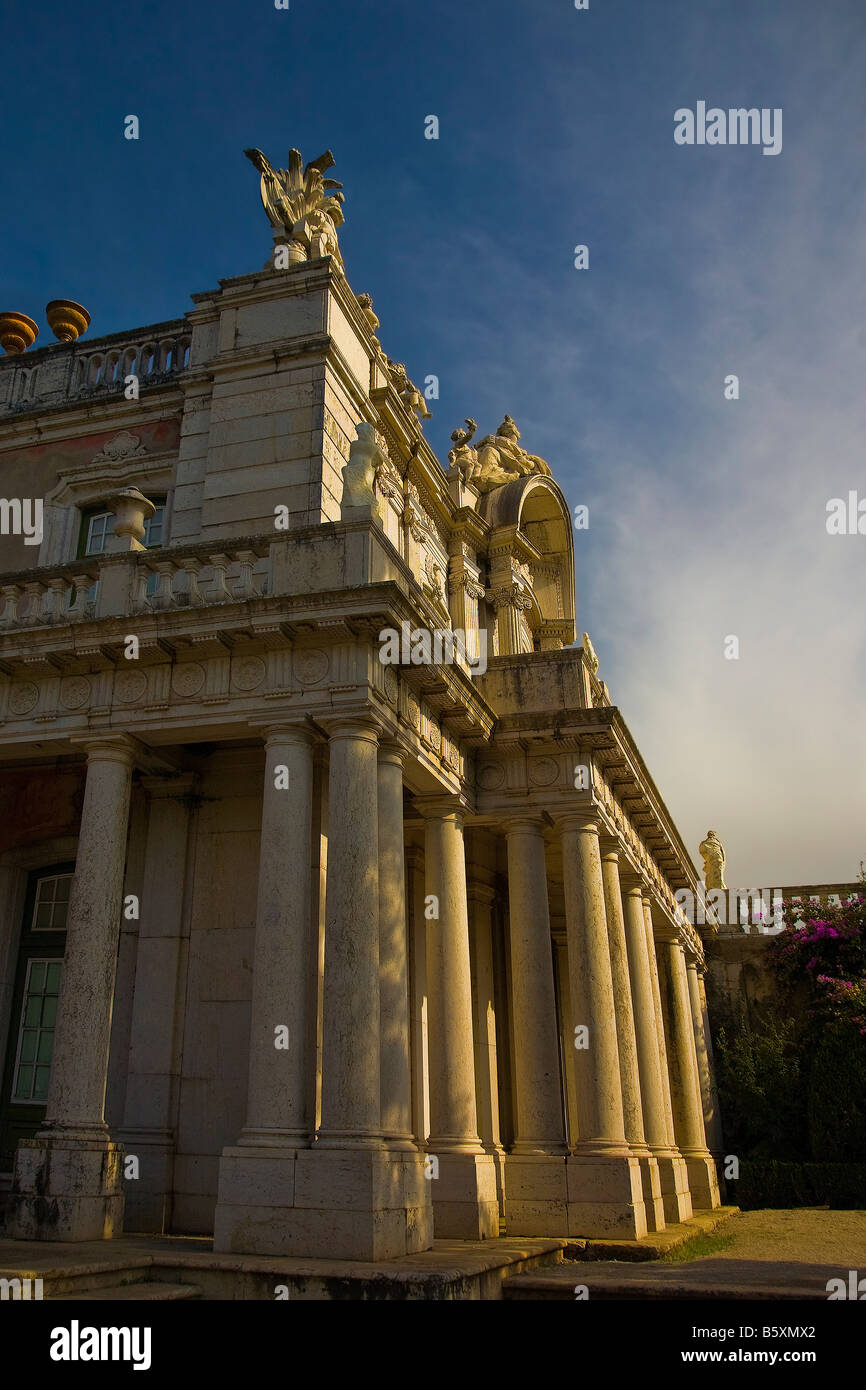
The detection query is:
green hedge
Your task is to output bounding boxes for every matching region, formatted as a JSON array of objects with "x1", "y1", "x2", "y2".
[{"x1": 731, "y1": 1160, "x2": 866, "y2": 1209}]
